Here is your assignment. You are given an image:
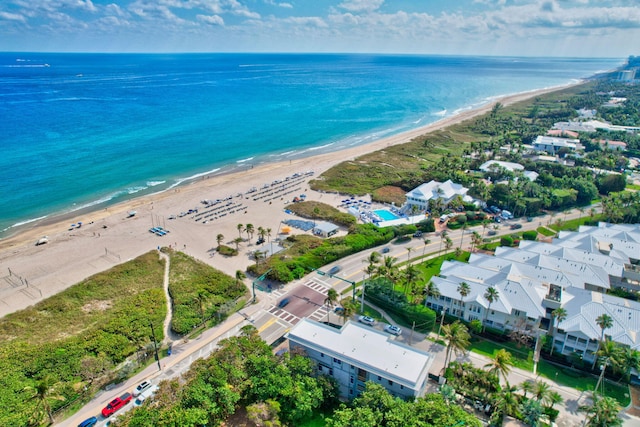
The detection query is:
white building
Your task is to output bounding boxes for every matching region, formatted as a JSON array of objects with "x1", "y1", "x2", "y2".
[
  {"x1": 286, "y1": 319, "x2": 434, "y2": 399},
  {"x1": 533, "y1": 136, "x2": 582, "y2": 155},
  {"x1": 479, "y1": 160, "x2": 538, "y2": 182},
  {"x1": 423, "y1": 223, "x2": 640, "y2": 366},
  {"x1": 405, "y1": 179, "x2": 470, "y2": 211},
  {"x1": 554, "y1": 120, "x2": 640, "y2": 134}
]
